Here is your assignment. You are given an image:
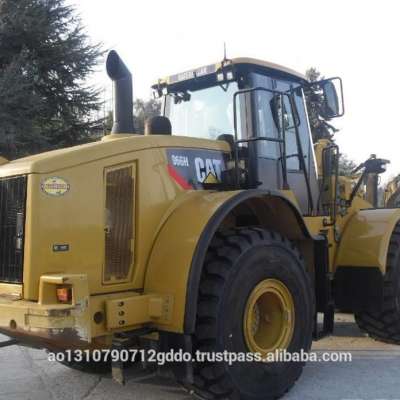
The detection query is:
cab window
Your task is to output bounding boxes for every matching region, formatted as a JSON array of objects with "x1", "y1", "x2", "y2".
[
  {"x1": 165, "y1": 82, "x2": 240, "y2": 140},
  {"x1": 251, "y1": 72, "x2": 313, "y2": 173},
  {"x1": 250, "y1": 73, "x2": 280, "y2": 159}
]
